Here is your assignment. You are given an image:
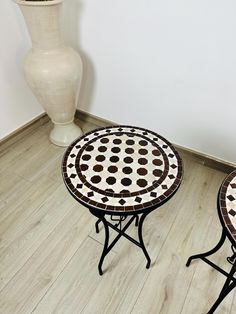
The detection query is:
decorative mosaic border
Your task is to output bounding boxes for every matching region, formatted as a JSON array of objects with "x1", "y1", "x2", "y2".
[{"x1": 219, "y1": 169, "x2": 236, "y2": 242}]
